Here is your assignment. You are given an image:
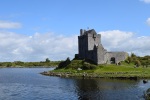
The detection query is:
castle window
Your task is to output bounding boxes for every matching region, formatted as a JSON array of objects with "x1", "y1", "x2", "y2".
[{"x1": 93, "y1": 34, "x2": 96, "y2": 41}]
